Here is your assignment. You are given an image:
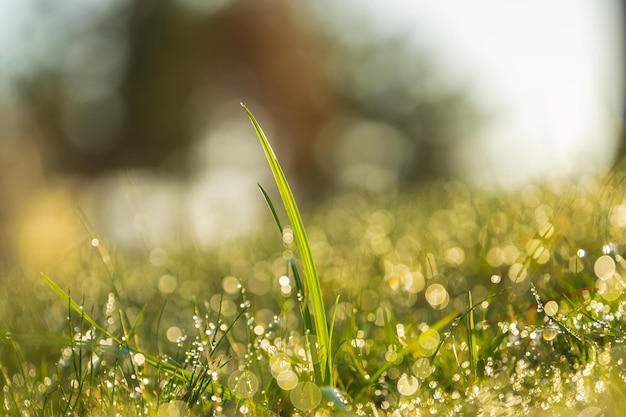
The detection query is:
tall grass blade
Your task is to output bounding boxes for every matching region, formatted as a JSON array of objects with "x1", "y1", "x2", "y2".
[
  {"x1": 243, "y1": 103, "x2": 332, "y2": 386},
  {"x1": 258, "y1": 184, "x2": 309, "y2": 303},
  {"x1": 258, "y1": 184, "x2": 321, "y2": 382},
  {"x1": 41, "y1": 273, "x2": 108, "y2": 336},
  {"x1": 467, "y1": 290, "x2": 477, "y2": 381}
]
